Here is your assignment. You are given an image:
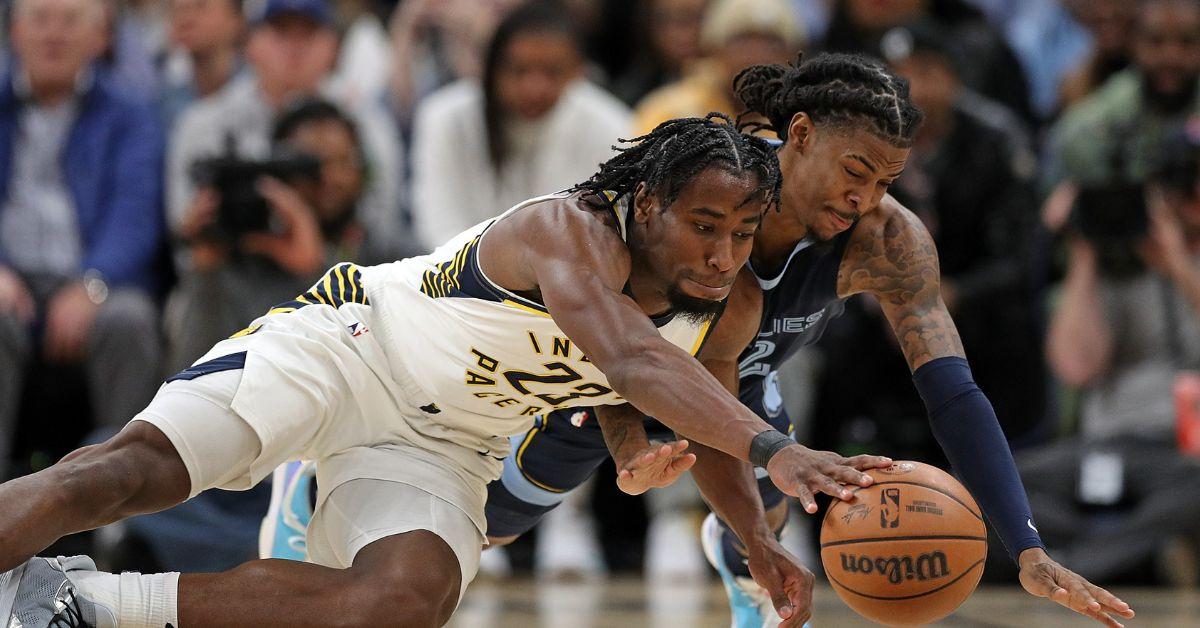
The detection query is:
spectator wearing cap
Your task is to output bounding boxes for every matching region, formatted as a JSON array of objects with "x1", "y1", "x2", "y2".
[
  {"x1": 167, "y1": 0, "x2": 409, "y2": 273},
  {"x1": 631, "y1": 0, "x2": 802, "y2": 135},
  {"x1": 0, "y1": 0, "x2": 166, "y2": 475}
]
